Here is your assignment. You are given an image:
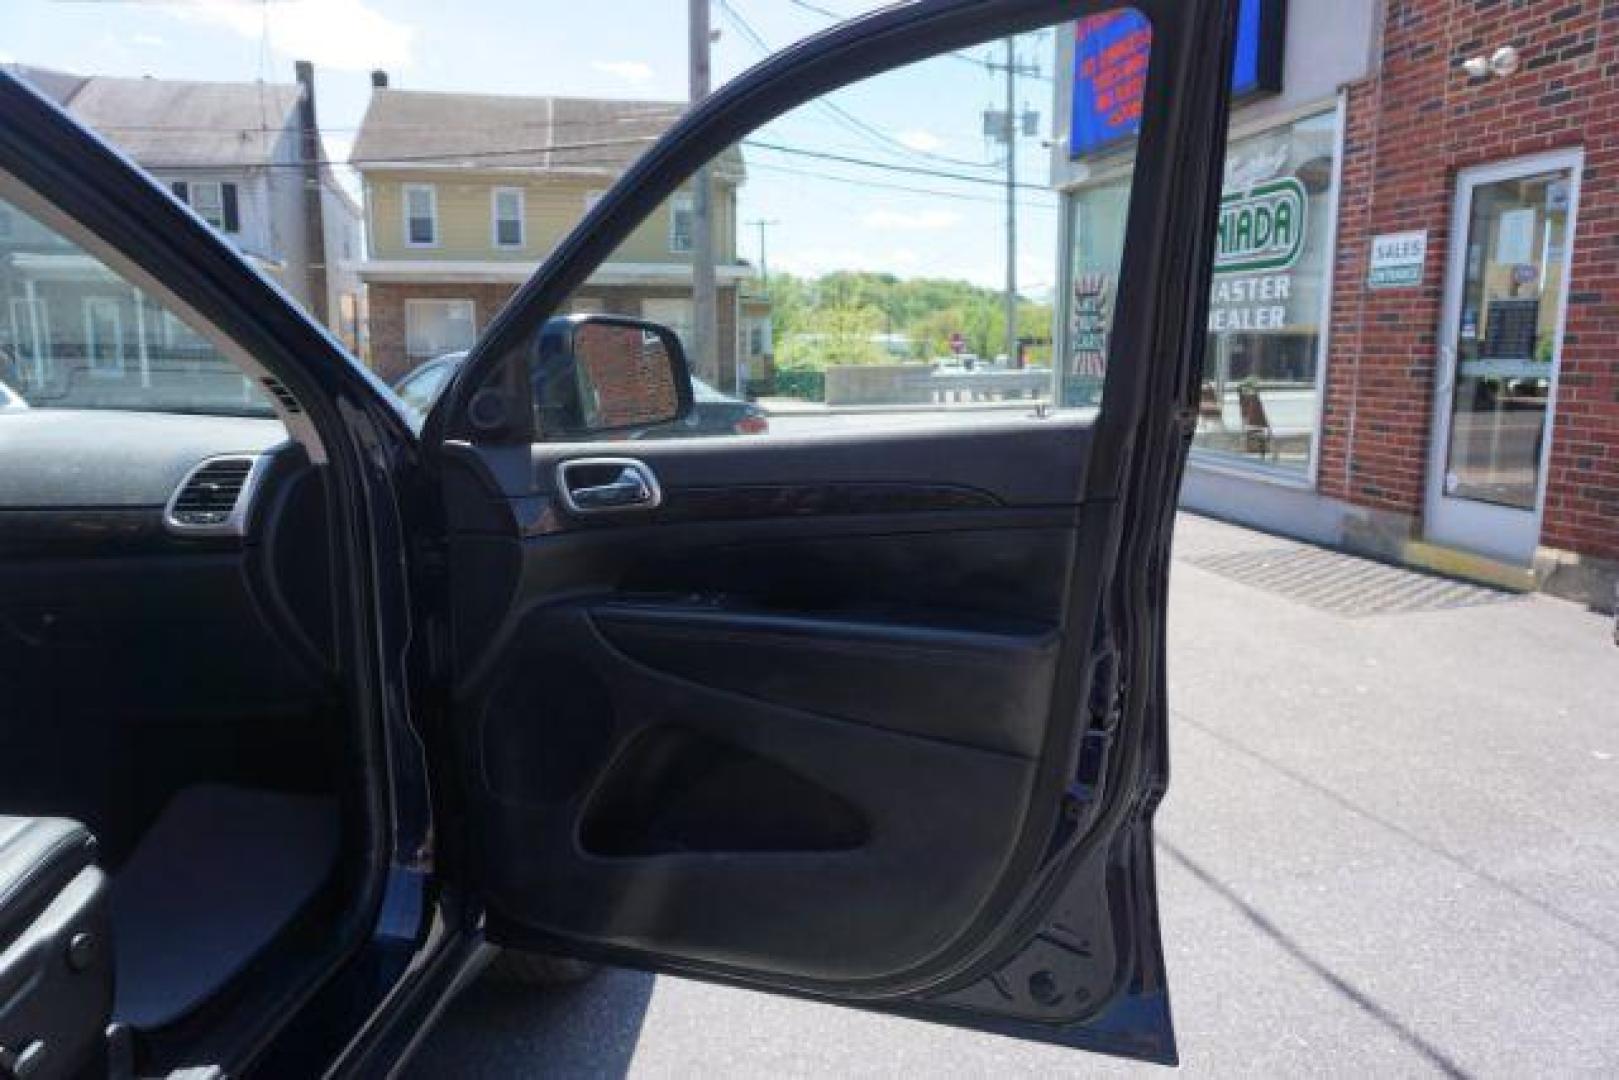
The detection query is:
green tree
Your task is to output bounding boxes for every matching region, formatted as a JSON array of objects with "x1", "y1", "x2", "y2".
[
  {"x1": 776, "y1": 303, "x2": 888, "y2": 369},
  {"x1": 761, "y1": 271, "x2": 1053, "y2": 366}
]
